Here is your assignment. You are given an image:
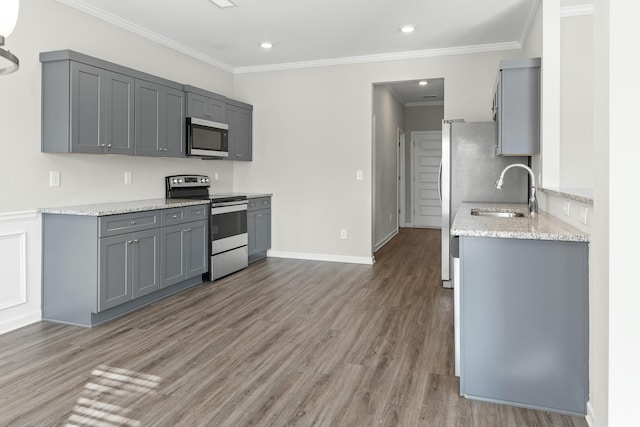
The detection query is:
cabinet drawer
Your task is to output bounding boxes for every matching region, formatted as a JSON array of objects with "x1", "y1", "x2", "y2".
[
  {"x1": 248, "y1": 197, "x2": 271, "y2": 211},
  {"x1": 186, "y1": 205, "x2": 209, "y2": 222},
  {"x1": 99, "y1": 211, "x2": 159, "y2": 237},
  {"x1": 161, "y1": 208, "x2": 186, "y2": 226}
]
